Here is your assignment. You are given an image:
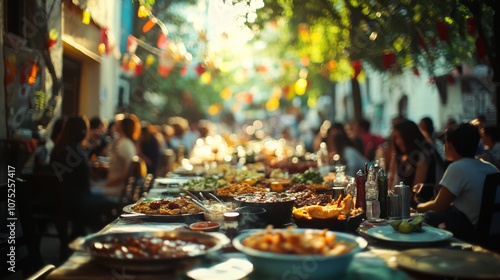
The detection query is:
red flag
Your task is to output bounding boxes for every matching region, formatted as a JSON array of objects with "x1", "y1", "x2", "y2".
[
  {"x1": 352, "y1": 60, "x2": 362, "y2": 78},
  {"x1": 467, "y1": 18, "x2": 476, "y2": 36},
  {"x1": 382, "y1": 52, "x2": 396, "y2": 69},
  {"x1": 436, "y1": 21, "x2": 449, "y2": 41},
  {"x1": 475, "y1": 37, "x2": 487, "y2": 59}
]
